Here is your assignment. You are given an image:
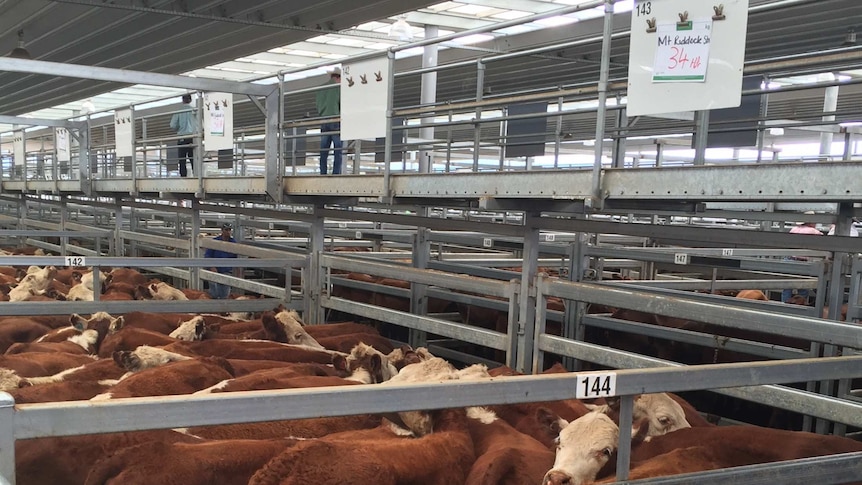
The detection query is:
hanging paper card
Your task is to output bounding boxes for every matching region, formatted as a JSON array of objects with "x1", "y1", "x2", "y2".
[
  {"x1": 652, "y1": 19, "x2": 713, "y2": 83},
  {"x1": 203, "y1": 92, "x2": 233, "y2": 151},
  {"x1": 115, "y1": 108, "x2": 135, "y2": 158},
  {"x1": 13, "y1": 131, "x2": 25, "y2": 166},
  {"x1": 55, "y1": 127, "x2": 71, "y2": 163}
]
